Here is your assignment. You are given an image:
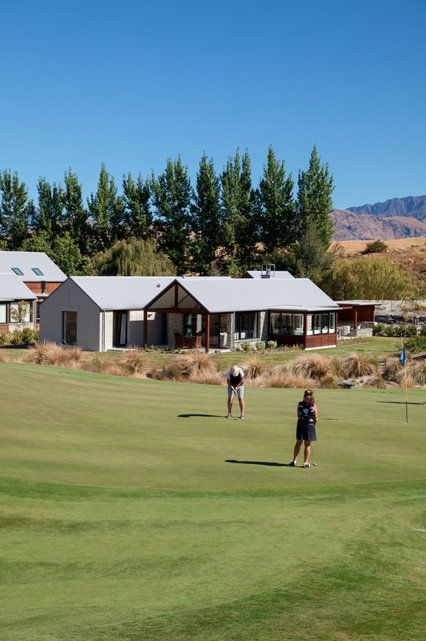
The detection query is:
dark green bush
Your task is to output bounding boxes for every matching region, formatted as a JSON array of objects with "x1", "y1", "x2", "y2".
[
  {"x1": 362, "y1": 240, "x2": 388, "y2": 254},
  {"x1": 405, "y1": 335, "x2": 426, "y2": 353}
]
